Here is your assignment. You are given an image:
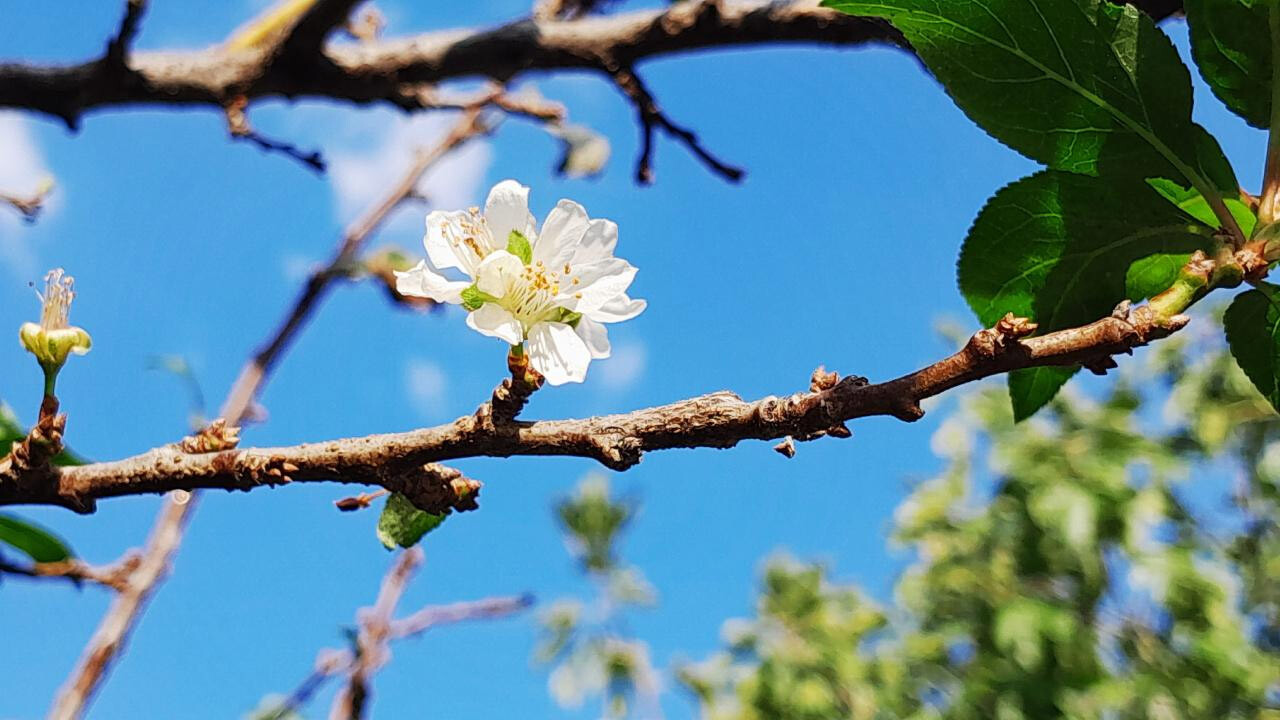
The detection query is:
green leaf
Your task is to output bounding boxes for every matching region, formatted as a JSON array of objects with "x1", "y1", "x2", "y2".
[
  {"x1": 823, "y1": 0, "x2": 1237, "y2": 196},
  {"x1": 0, "y1": 402, "x2": 86, "y2": 466},
  {"x1": 1146, "y1": 178, "x2": 1258, "y2": 236},
  {"x1": 1186, "y1": 0, "x2": 1273, "y2": 128},
  {"x1": 508, "y1": 230, "x2": 533, "y2": 265},
  {"x1": 460, "y1": 284, "x2": 499, "y2": 312},
  {"x1": 376, "y1": 493, "x2": 446, "y2": 550},
  {"x1": 958, "y1": 170, "x2": 1213, "y2": 420},
  {"x1": 0, "y1": 512, "x2": 73, "y2": 563},
  {"x1": 1224, "y1": 283, "x2": 1280, "y2": 411}
]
